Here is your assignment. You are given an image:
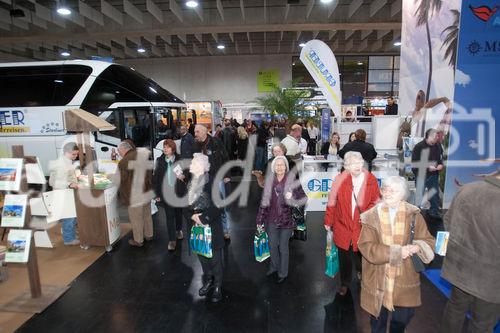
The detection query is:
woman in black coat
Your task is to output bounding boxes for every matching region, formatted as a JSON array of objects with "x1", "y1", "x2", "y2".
[
  {"x1": 187, "y1": 153, "x2": 225, "y2": 303},
  {"x1": 153, "y1": 139, "x2": 187, "y2": 252}
]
